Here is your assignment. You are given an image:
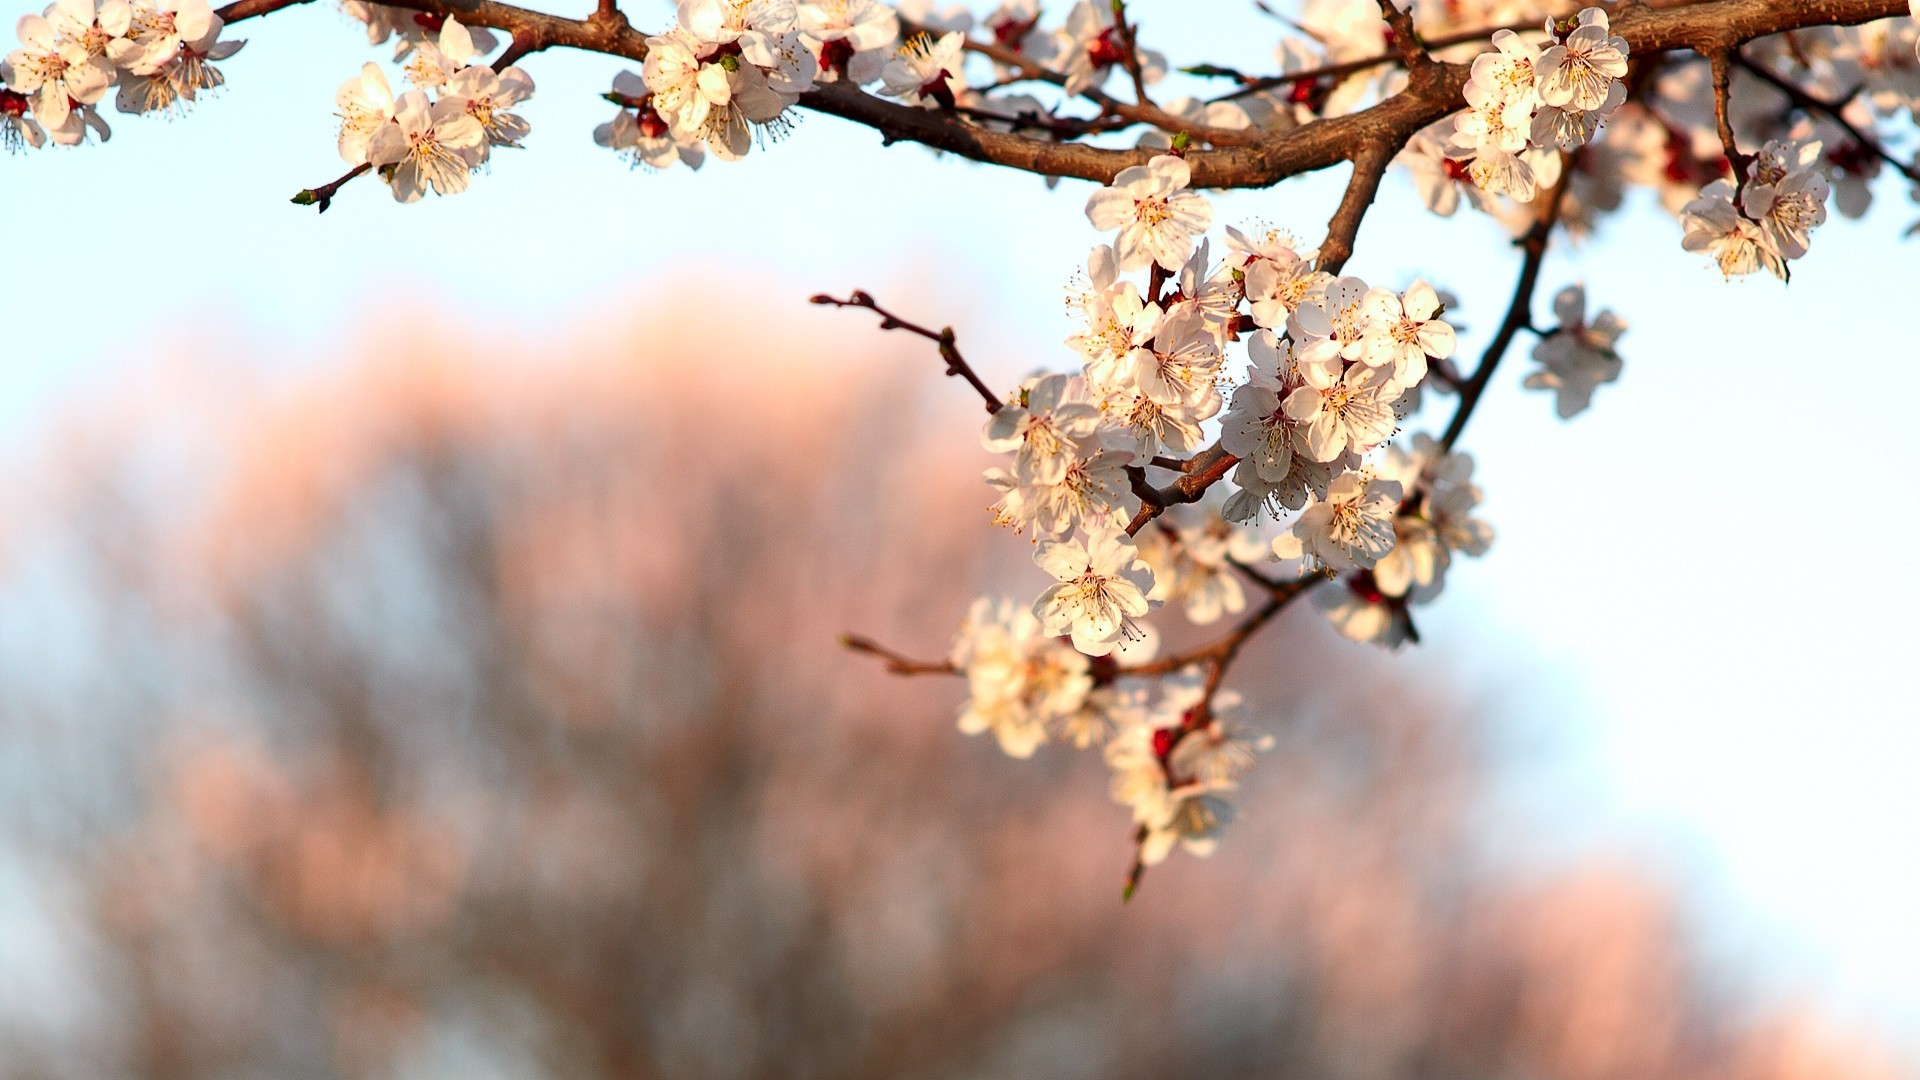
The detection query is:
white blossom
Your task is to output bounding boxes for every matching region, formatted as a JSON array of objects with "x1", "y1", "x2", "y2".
[
  {"x1": 1084, "y1": 154, "x2": 1214, "y2": 273},
  {"x1": 1033, "y1": 526, "x2": 1156, "y2": 657}
]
